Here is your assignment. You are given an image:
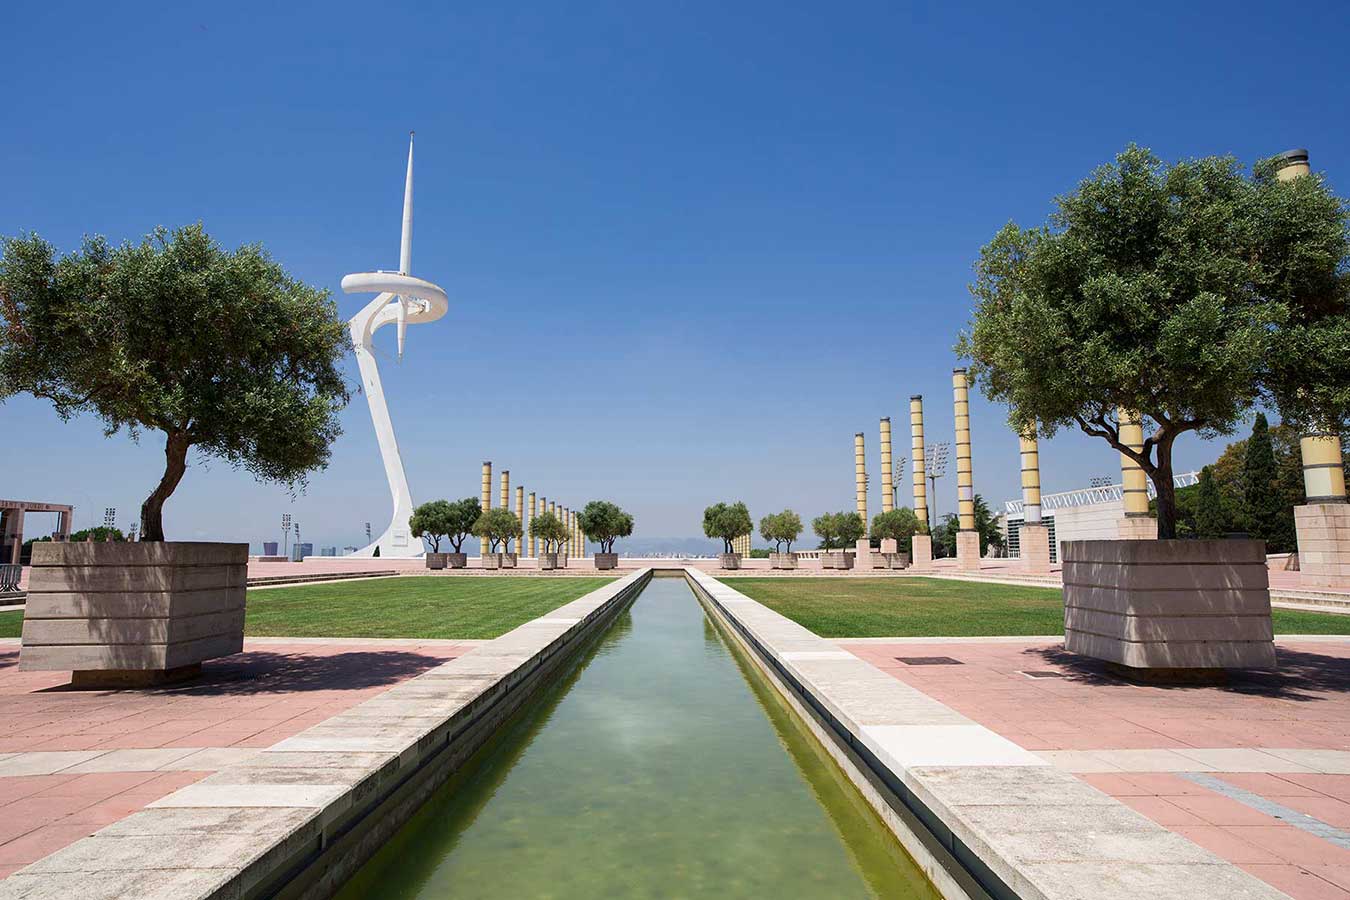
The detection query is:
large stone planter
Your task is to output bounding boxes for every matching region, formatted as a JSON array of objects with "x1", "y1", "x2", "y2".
[
  {"x1": 1063, "y1": 539, "x2": 1276, "y2": 677},
  {"x1": 20, "y1": 541, "x2": 246, "y2": 687},
  {"x1": 719, "y1": 553, "x2": 741, "y2": 570},
  {"x1": 769, "y1": 552, "x2": 798, "y2": 570},
  {"x1": 594, "y1": 552, "x2": 619, "y2": 570},
  {"x1": 887, "y1": 552, "x2": 911, "y2": 569},
  {"x1": 502, "y1": 553, "x2": 518, "y2": 569},
  {"x1": 538, "y1": 552, "x2": 559, "y2": 571},
  {"x1": 446, "y1": 552, "x2": 468, "y2": 569},
  {"x1": 425, "y1": 552, "x2": 449, "y2": 570},
  {"x1": 482, "y1": 553, "x2": 503, "y2": 570},
  {"x1": 820, "y1": 551, "x2": 854, "y2": 570}
]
